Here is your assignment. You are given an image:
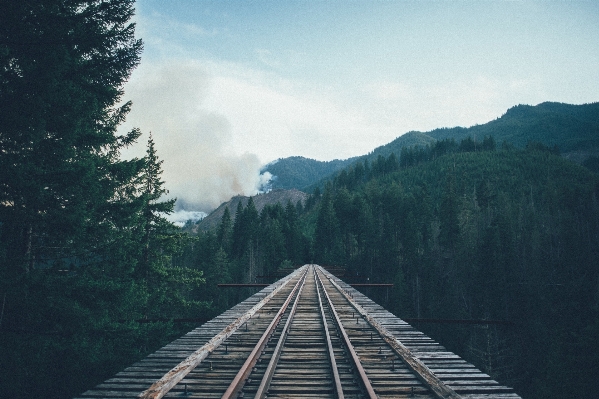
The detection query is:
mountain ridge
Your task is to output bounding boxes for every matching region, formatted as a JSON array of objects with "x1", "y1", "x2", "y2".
[
  {"x1": 263, "y1": 101, "x2": 599, "y2": 190},
  {"x1": 194, "y1": 188, "x2": 308, "y2": 232}
]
